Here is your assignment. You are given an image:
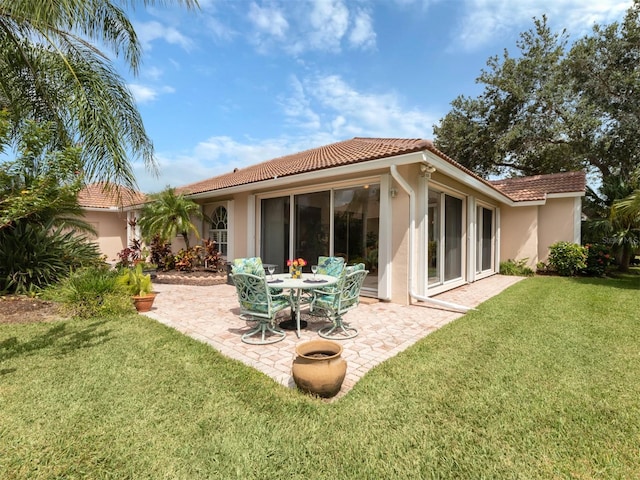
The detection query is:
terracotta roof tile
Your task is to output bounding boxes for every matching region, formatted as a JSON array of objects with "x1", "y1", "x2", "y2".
[
  {"x1": 174, "y1": 136, "x2": 585, "y2": 203},
  {"x1": 177, "y1": 137, "x2": 432, "y2": 195},
  {"x1": 78, "y1": 182, "x2": 146, "y2": 209},
  {"x1": 489, "y1": 171, "x2": 586, "y2": 201}
]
